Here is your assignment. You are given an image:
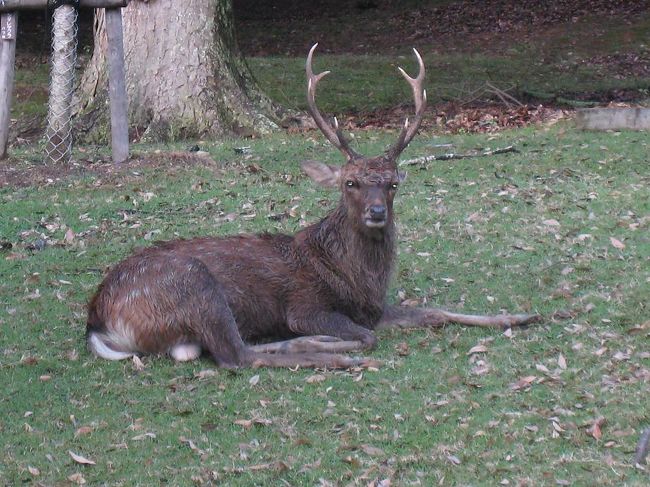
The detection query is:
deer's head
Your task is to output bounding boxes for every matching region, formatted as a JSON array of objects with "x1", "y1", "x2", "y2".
[{"x1": 301, "y1": 44, "x2": 426, "y2": 236}]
